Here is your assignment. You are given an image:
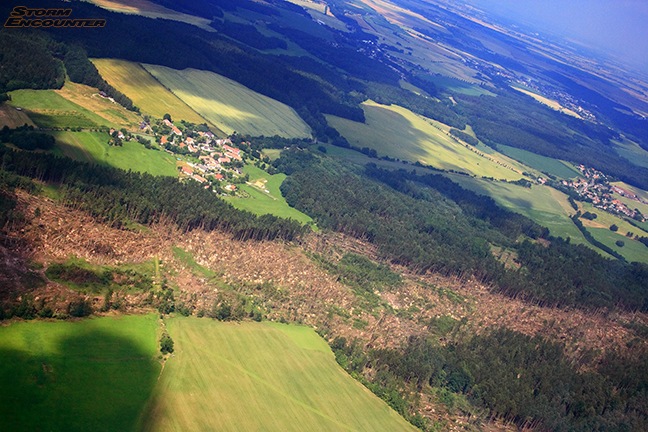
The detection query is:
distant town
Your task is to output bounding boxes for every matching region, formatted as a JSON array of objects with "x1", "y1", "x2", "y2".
[{"x1": 560, "y1": 165, "x2": 647, "y2": 221}]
